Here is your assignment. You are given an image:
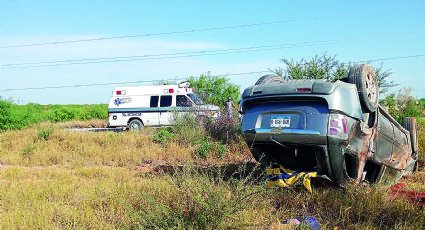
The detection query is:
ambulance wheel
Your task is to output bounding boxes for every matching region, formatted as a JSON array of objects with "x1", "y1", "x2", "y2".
[
  {"x1": 129, "y1": 119, "x2": 144, "y2": 130},
  {"x1": 348, "y1": 64, "x2": 379, "y2": 113}
]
